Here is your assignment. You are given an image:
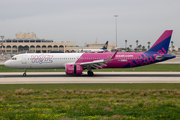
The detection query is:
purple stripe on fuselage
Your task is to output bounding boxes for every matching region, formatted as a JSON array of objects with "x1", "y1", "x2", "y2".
[
  {"x1": 75, "y1": 52, "x2": 157, "y2": 68},
  {"x1": 75, "y1": 44, "x2": 171, "y2": 69},
  {"x1": 150, "y1": 30, "x2": 172, "y2": 49}
]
